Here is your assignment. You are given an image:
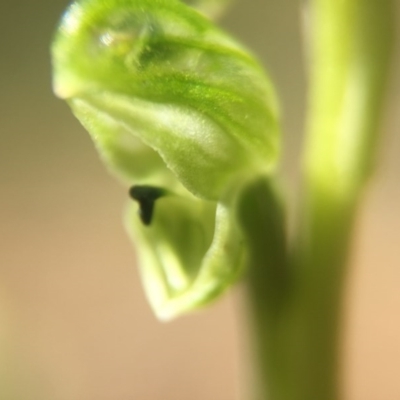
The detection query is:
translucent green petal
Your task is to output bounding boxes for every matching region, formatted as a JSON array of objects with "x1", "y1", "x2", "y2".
[{"x1": 125, "y1": 192, "x2": 245, "y2": 320}]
